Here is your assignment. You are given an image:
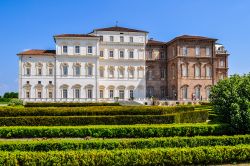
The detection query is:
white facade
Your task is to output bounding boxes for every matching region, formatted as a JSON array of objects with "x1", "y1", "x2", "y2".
[{"x1": 18, "y1": 27, "x2": 148, "y2": 102}]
